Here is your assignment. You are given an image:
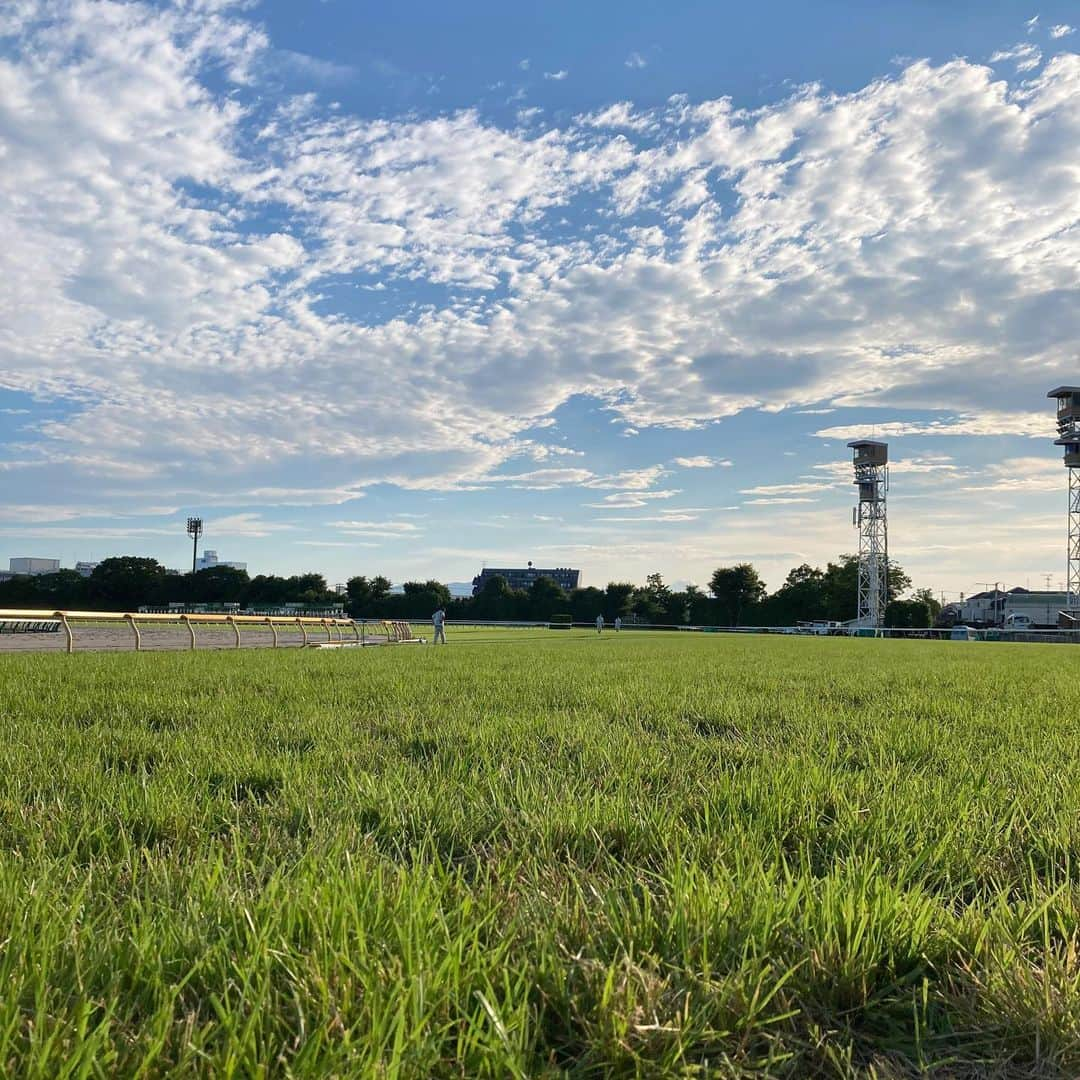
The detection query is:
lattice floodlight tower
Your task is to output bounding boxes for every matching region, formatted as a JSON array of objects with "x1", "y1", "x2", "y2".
[
  {"x1": 1048, "y1": 387, "x2": 1080, "y2": 608},
  {"x1": 848, "y1": 440, "x2": 889, "y2": 628}
]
